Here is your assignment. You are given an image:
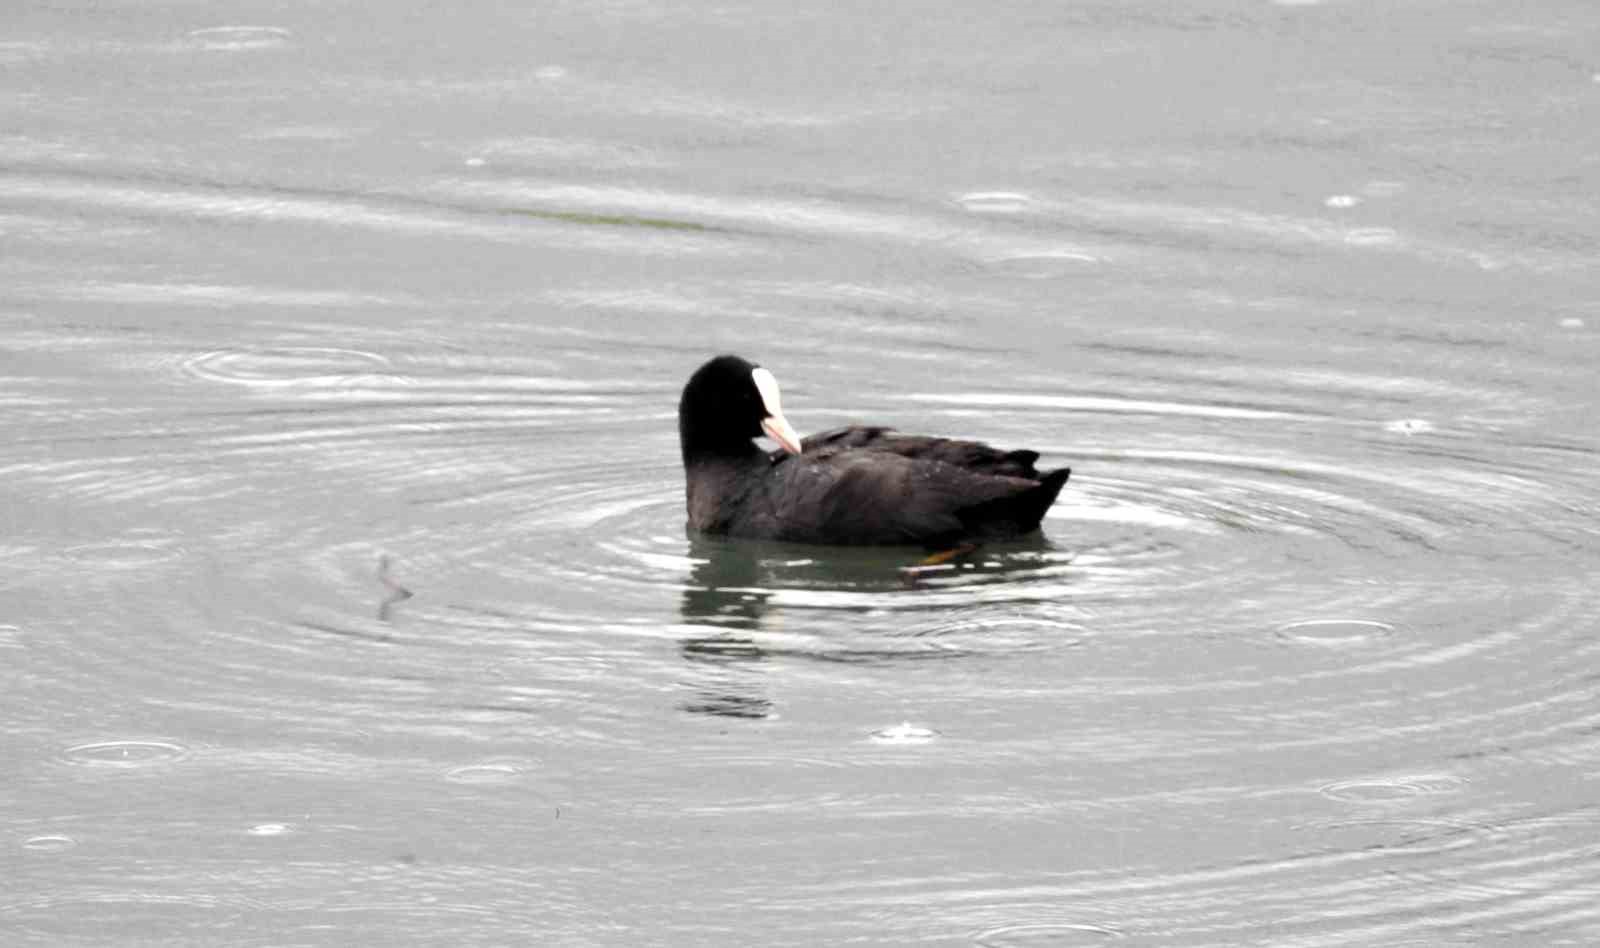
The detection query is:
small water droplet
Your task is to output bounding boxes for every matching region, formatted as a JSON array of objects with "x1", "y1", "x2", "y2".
[
  {"x1": 444, "y1": 762, "x2": 525, "y2": 785},
  {"x1": 1324, "y1": 194, "x2": 1360, "y2": 209},
  {"x1": 1277, "y1": 619, "x2": 1396, "y2": 647},
  {"x1": 1384, "y1": 418, "x2": 1434, "y2": 435},
  {"x1": 0, "y1": 623, "x2": 23, "y2": 648},
  {"x1": 1559, "y1": 317, "x2": 1584, "y2": 329},
  {"x1": 247, "y1": 823, "x2": 294, "y2": 836},
  {"x1": 870, "y1": 722, "x2": 939, "y2": 745},
  {"x1": 186, "y1": 26, "x2": 292, "y2": 50},
  {"x1": 60, "y1": 740, "x2": 190, "y2": 767},
  {"x1": 956, "y1": 192, "x2": 1034, "y2": 215},
  {"x1": 464, "y1": 157, "x2": 486, "y2": 168},
  {"x1": 535, "y1": 66, "x2": 568, "y2": 80},
  {"x1": 22, "y1": 835, "x2": 77, "y2": 852}
]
